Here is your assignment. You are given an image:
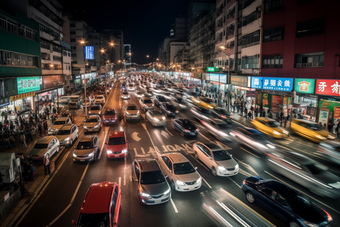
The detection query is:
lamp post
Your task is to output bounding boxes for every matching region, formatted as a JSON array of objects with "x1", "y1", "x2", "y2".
[
  {"x1": 79, "y1": 39, "x2": 88, "y2": 117},
  {"x1": 219, "y1": 46, "x2": 232, "y2": 112}
]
